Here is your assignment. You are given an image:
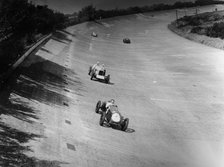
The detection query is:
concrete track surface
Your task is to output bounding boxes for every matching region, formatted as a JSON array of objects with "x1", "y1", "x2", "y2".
[{"x1": 1, "y1": 5, "x2": 224, "y2": 167}]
